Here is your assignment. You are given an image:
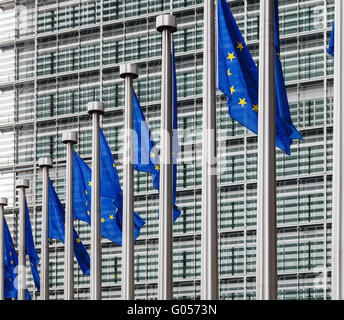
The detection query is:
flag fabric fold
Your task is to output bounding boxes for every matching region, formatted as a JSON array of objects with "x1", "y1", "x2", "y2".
[
  {"x1": 132, "y1": 91, "x2": 160, "y2": 190},
  {"x1": 274, "y1": 0, "x2": 303, "y2": 141},
  {"x1": 25, "y1": 201, "x2": 40, "y2": 292},
  {"x1": 48, "y1": 179, "x2": 90, "y2": 275},
  {"x1": 329, "y1": 22, "x2": 334, "y2": 56},
  {"x1": 99, "y1": 128, "x2": 123, "y2": 211},
  {"x1": 73, "y1": 149, "x2": 92, "y2": 224},
  {"x1": 217, "y1": 0, "x2": 302, "y2": 155},
  {"x1": 172, "y1": 43, "x2": 181, "y2": 220}
]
